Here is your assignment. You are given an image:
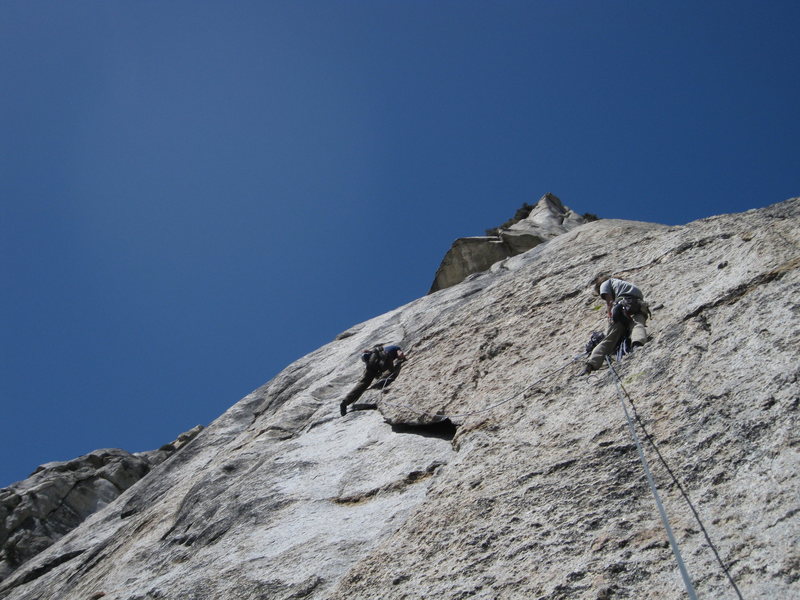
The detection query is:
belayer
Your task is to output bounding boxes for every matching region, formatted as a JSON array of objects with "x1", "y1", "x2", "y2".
[
  {"x1": 582, "y1": 276, "x2": 650, "y2": 374},
  {"x1": 340, "y1": 344, "x2": 406, "y2": 416}
]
